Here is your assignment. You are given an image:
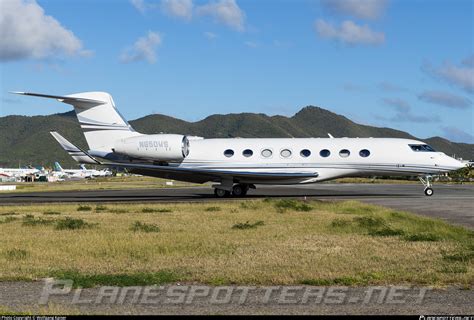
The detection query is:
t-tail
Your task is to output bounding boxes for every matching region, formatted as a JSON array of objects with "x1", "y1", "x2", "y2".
[
  {"x1": 11, "y1": 91, "x2": 141, "y2": 153},
  {"x1": 54, "y1": 162, "x2": 63, "y2": 172}
]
